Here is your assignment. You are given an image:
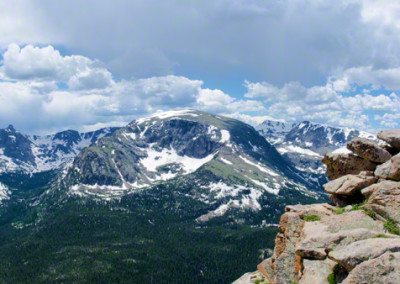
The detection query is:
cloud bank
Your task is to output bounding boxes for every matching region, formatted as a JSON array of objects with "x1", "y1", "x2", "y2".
[{"x1": 1, "y1": 1, "x2": 400, "y2": 133}]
